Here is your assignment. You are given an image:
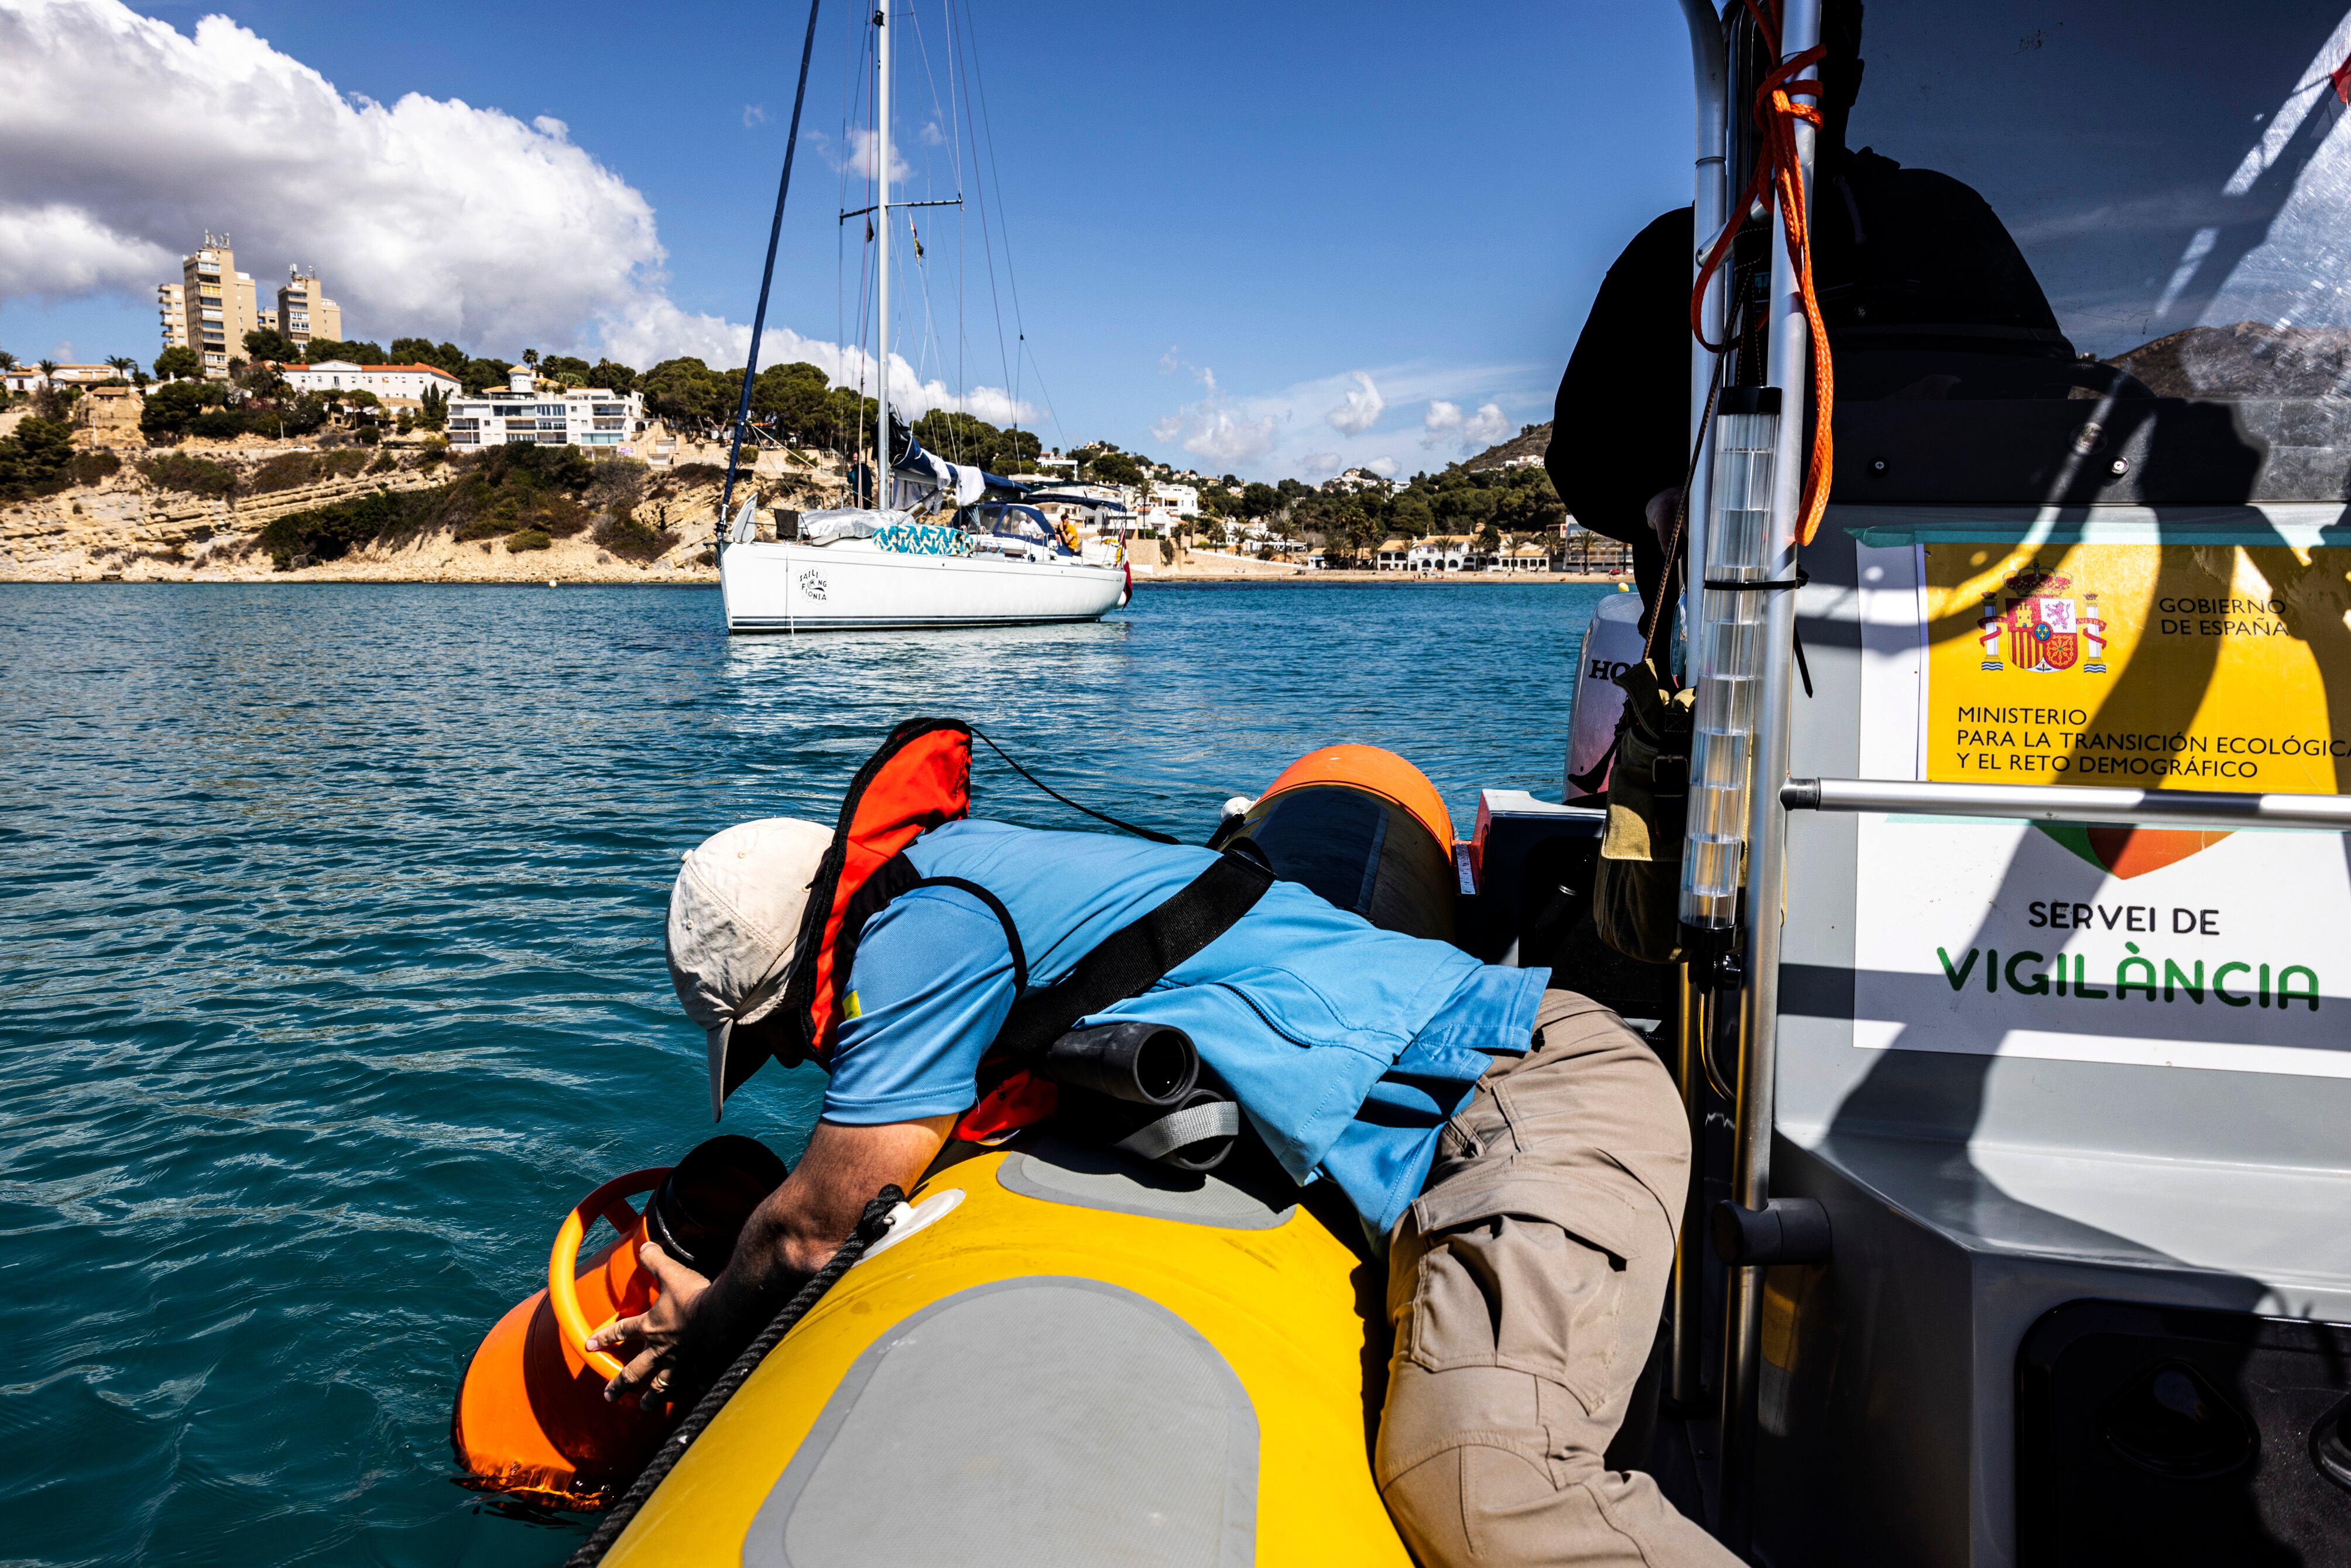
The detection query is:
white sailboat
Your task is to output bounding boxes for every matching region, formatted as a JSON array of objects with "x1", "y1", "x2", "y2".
[{"x1": 717, "y1": 6, "x2": 1127, "y2": 633}]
